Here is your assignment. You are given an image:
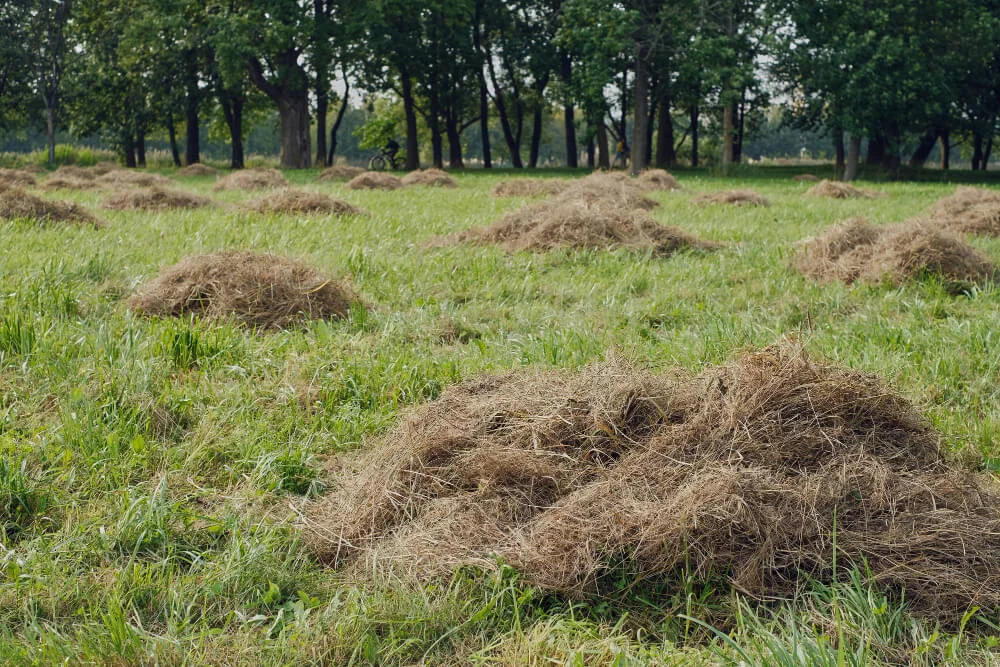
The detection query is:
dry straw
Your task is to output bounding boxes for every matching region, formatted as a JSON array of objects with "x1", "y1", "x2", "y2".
[
  {"x1": 128, "y1": 251, "x2": 357, "y2": 330},
  {"x1": 213, "y1": 168, "x2": 289, "y2": 192},
  {"x1": 693, "y1": 189, "x2": 770, "y2": 207},
  {"x1": 794, "y1": 217, "x2": 997, "y2": 285},
  {"x1": 554, "y1": 172, "x2": 658, "y2": 211},
  {"x1": 925, "y1": 186, "x2": 1000, "y2": 236},
  {"x1": 244, "y1": 188, "x2": 365, "y2": 216},
  {"x1": 102, "y1": 186, "x2": 212, "y2": 211},
  {"x1": 805, "y1": 179, "x2": 883, "y2": 199},
  {"x1": 0, "y1": 168, "x2": 38, "y2": 188},
  {"x1": 491, "y1": 178, "x2": 570, "y2": 198},
  {"x1": 401, "y1": 168, "x2": 458, "y2": 188},
  {"x1": 637, "y1": 169, "x2": 682, "y2": 191},
  {"x1": 317, "y1": 165, "x2": 365, "y2": 182},
  {"x1": 175, "y1": 163, "x2": 218, "y2": 177},
  {"x1": 347, "y1": 172, "x2": 403, "y2": 190},
  {"x1": 97, "y1": 170, "x2": 173, "y2": 188},
  {"x1": 0, "y1": 187, "x2": 104, "y2": 227},
  {"x1": 302, "y1": 344, "x2": 1000, "y2": 620}
]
